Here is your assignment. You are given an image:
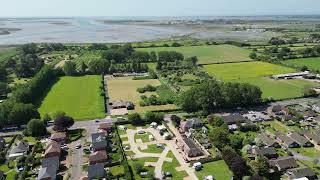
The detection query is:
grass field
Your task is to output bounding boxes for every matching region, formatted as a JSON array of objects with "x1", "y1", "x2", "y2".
[
  {"x1": 282, "y1": 57, "x2": 320, "y2": 71},
  {"x1": 137, "y1": 45, "x2": 252, "y2": 64},
  {"x1": 107, "y1": 77, "x2": 178, "y2": 113},
  {"x1": 38, "y1": 75, "x2": 105, "y2": 120},
  {"x1": 0, "y1": 48, "x2": 17, "y2": 63},
  {"x1": 204, "y1": 61, "x2": 319, "y2": 100},
  {"x1": 195, "y1": 160, "x2": 232, "y2": 180},
  {"x1": 162, "y1": 151, "x2": 188, "y2": 179},
  {"x1": 203, "y1": 61, "x2": 296, "y2": 81}
]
